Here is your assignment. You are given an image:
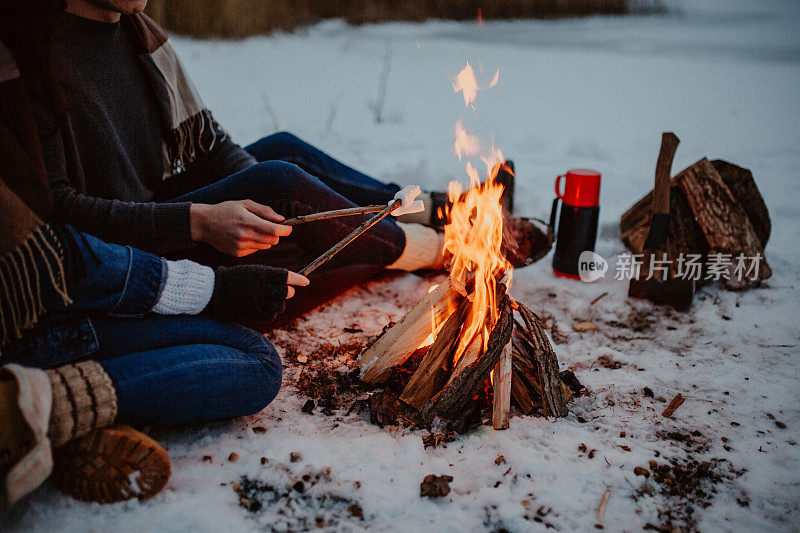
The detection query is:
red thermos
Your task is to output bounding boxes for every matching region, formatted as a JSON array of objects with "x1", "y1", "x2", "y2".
[{"x1": 549, "y1": 169, "x2": 601, "y2": 279}]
